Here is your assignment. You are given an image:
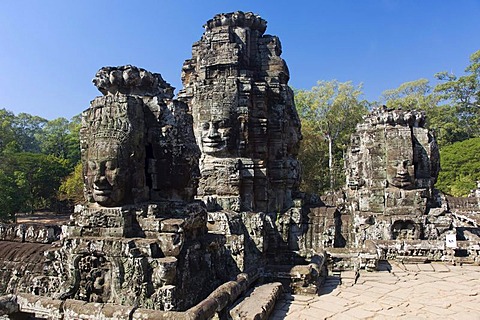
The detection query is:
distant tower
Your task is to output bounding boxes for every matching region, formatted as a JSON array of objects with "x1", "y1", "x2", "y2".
[{"x1": 345, "y1": 107, "x2": 442, "y2": 244}]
